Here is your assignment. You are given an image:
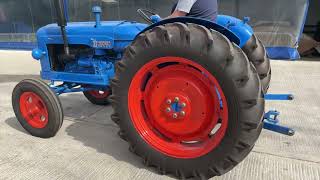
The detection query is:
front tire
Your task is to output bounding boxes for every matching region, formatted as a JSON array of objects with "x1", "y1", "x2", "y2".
[
  {"x1": 111, "y1": 23, "x2": 265, "y2": 179},
  {"x1": 12, "y1": 79, "x2": 63, "y2": 138}
]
